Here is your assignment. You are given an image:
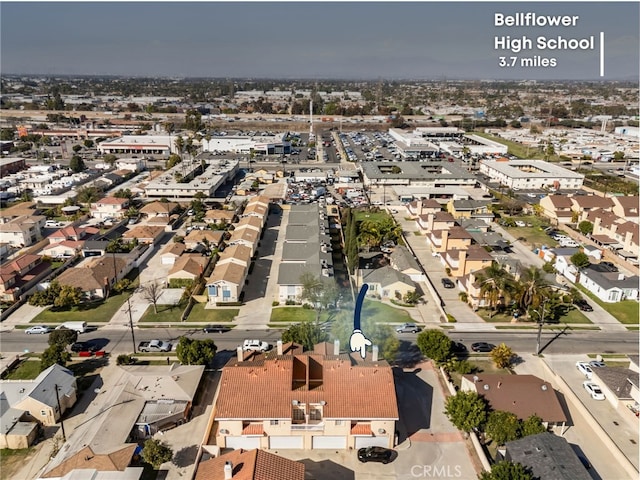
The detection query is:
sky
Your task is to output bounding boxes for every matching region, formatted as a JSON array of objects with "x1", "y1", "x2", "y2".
[{"x1": 1, "y1": 1, "x2": 639, "y2": 81}]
